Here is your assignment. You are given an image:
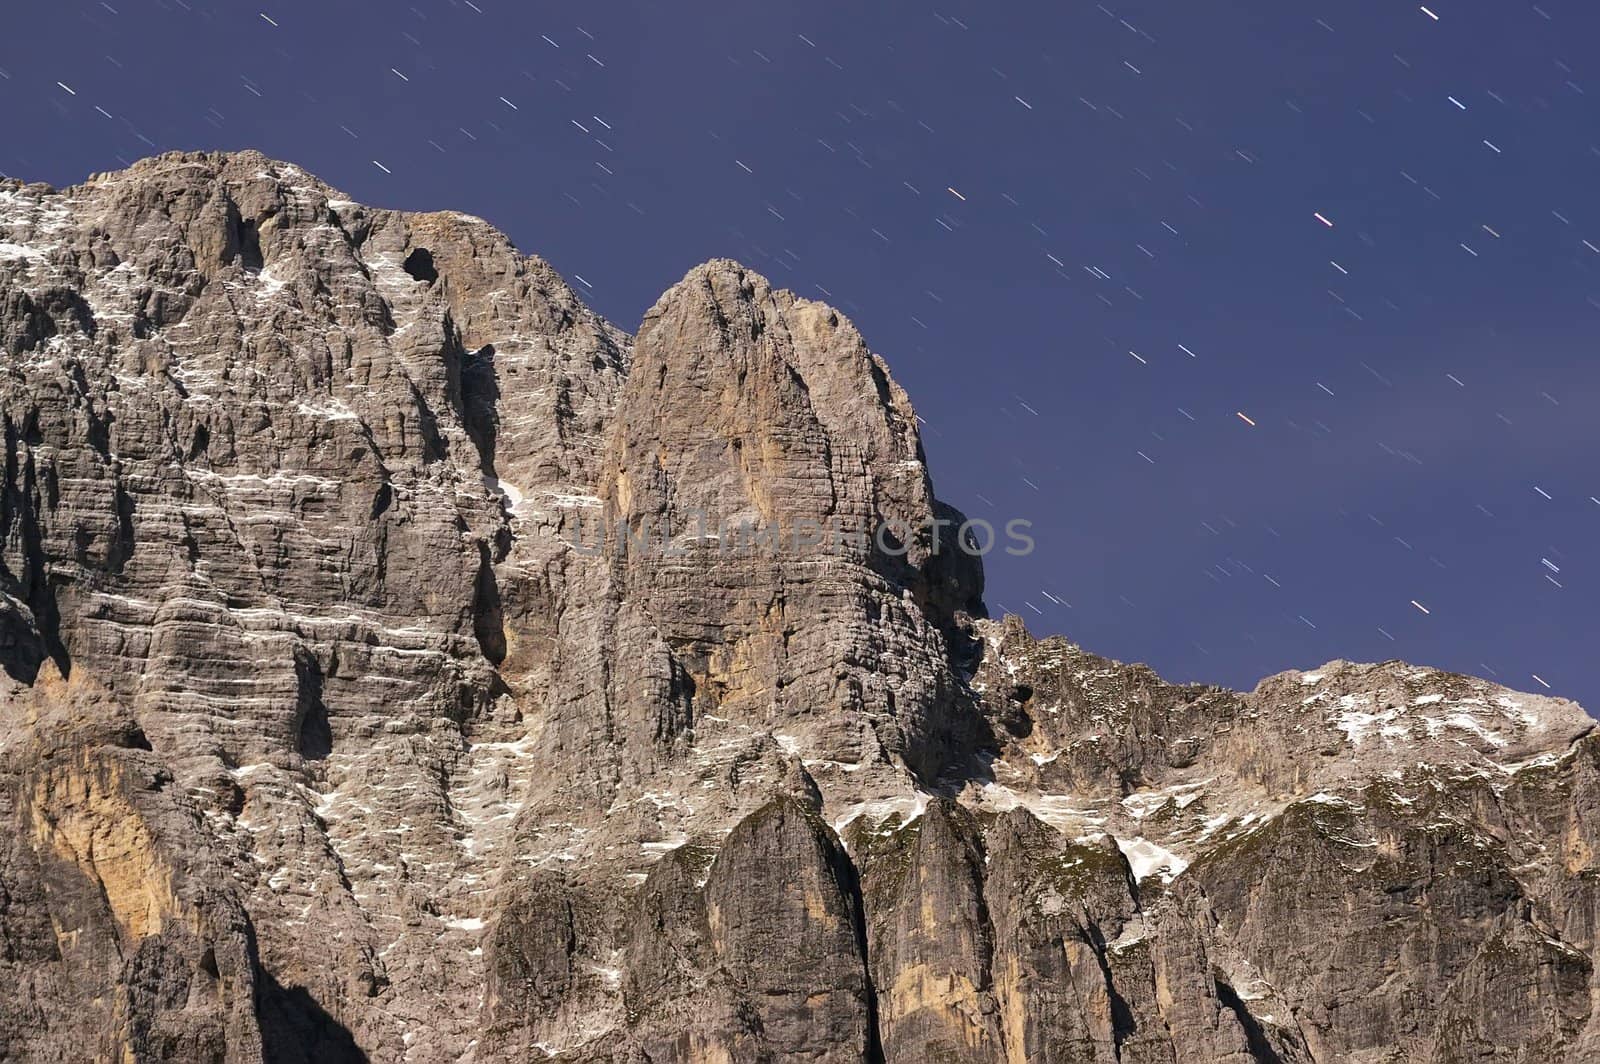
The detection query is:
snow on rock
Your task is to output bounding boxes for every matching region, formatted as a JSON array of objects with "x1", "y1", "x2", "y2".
[
  {"x1": 1331, "y1": 695, "x2": 1410, "y2": 745},
  {"x1": 1115, "y1": 836, "x2": 1189, "y2": 883},
  {"x1": 831, "y1": 792, "x2": 930, "y2": 836},
  {"x1": 0, "y1": 241, "x2": 46, "y2": 262},
  {"x1": 1284, "y1": 660, "x2": 1591, "y2": 765},
  {"x1": 483, "y1": 475, "x2": 526, "y2": 513}
]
